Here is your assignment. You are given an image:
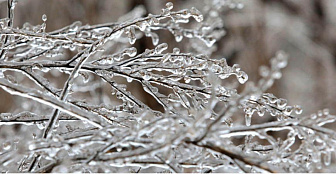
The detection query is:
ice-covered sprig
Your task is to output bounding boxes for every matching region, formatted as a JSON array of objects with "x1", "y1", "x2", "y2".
[{"x1": 258, "y1": 51, "x2": 289, "y2": 91}]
